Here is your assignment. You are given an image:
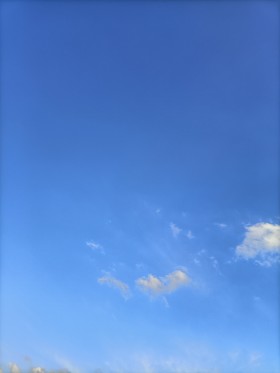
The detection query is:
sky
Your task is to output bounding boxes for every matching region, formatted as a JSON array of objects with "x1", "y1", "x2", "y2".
[{"x1": 0, "y1": 1, "x2": 279, "y2": 373}]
